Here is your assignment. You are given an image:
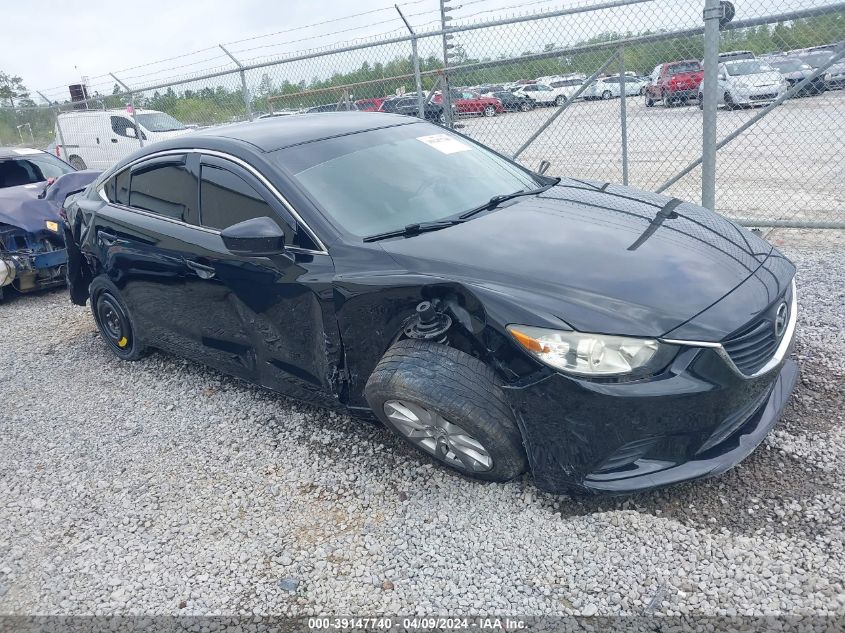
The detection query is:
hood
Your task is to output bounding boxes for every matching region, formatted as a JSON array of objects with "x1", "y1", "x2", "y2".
[
  {"x1": 0, "y1": 170, "x2": 100, "y2": 233},
  {"x1": 731, "y1": 71, "x2": 783, "y2": 86},
  {"x1": 379, "y1": 180, "x2": 777, "y2": 339},
  {"x1": 146, "y1": 128, "x2": 192, "y2": 141}
]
